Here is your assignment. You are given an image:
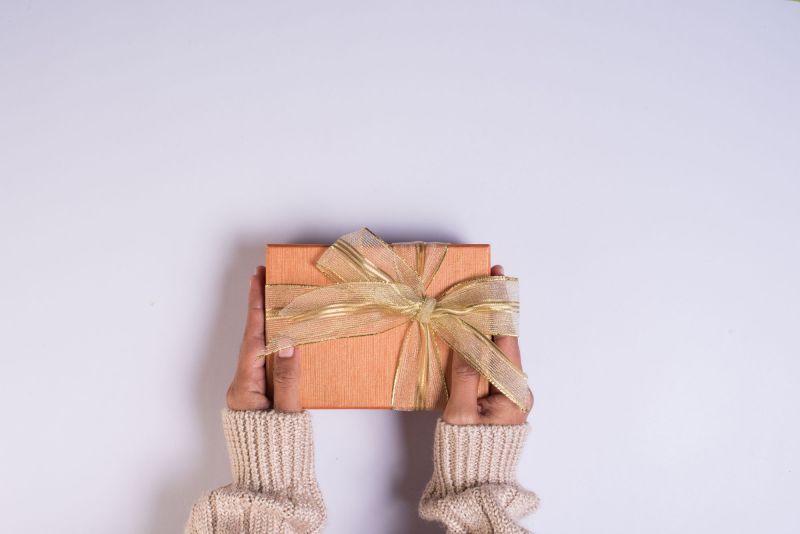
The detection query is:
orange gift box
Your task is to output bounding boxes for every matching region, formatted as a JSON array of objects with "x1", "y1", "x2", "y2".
[{"x1": 264, "y1": 241, "x2": 492, "y2": 409}]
